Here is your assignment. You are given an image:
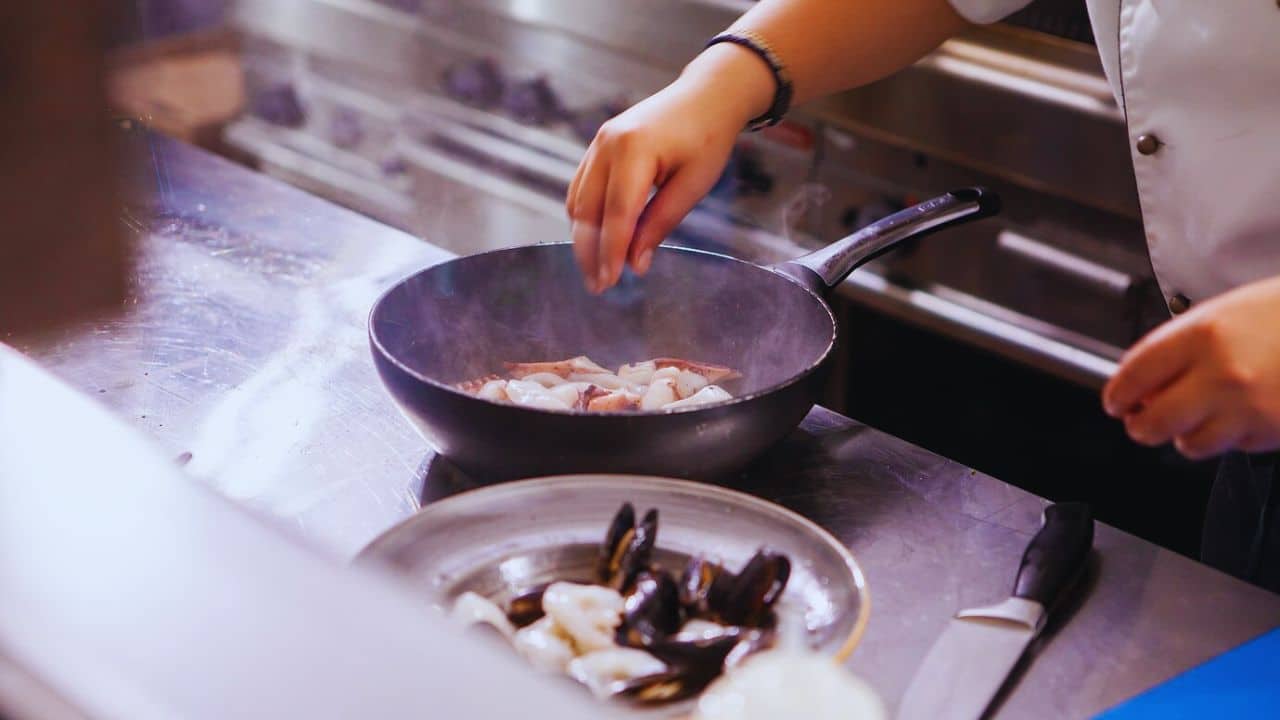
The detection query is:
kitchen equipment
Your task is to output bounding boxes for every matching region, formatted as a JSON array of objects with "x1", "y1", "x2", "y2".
[
  {"x1": 369, "y1": 188, "x2": 998, "y2": 481},
  {"x1": 358, "y1": 474, "x2": 870, "y2": 663},
  {"x1": 896, "y1": 502, "x2": 1094, "y2": 720}
]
